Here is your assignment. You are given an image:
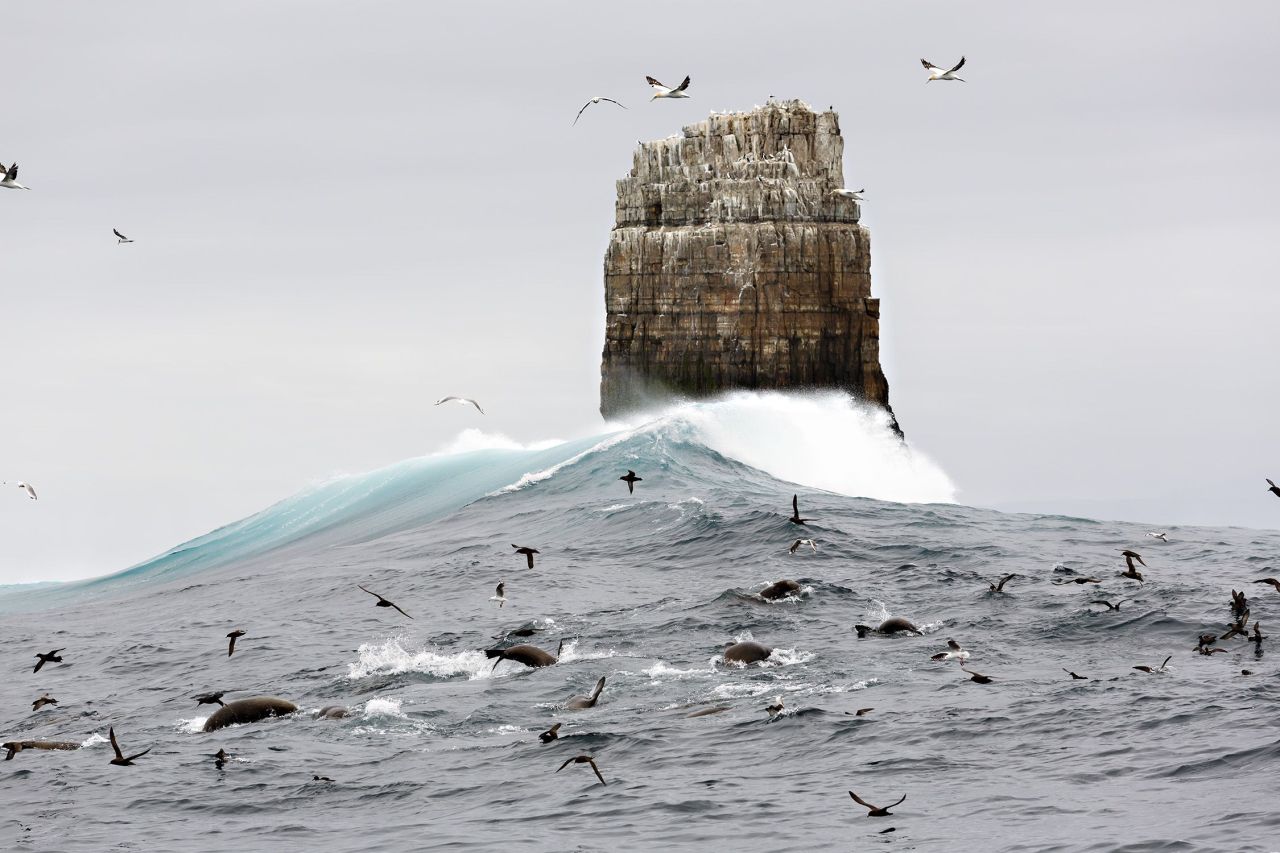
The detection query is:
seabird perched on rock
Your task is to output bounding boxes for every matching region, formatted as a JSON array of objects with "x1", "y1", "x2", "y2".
[
  {"x1": 0, "y1": 162, "x2": 30, "y2": 190},
  {"x1": 921, "y1": 57, "x2": 966, "y2": 82},
  {"x1": 4, "y1": 481, "x2": 37, "y2": 500},
  {"x1": 573, "y1": 96, "x2": 627, "y2": 125},
  {"x1": 646, "y1": 75, "x2": 690, "y2": 100},
  {"x1": 787, "y1": 494, "x2": 809, "y2": 526},
  {"x1": 434, "y1": 396, "x2": 484, "y2": 414},
  {"x1": 848, "y1": 791, "x2": 906, "y2": 817},
  {"x1": 988, "y1": 574, "x2": 1016, "y2": 593},
  {"x1": 1133, "y1": 655, "x2": 1172, "y2": 674},
  {"x1": 33, "y1": 649, "x2": 64, "y2": 673},
  {"x1": 789, "y1": 538, "x2": 817, "y2": 554},
  {"x1": 107, "y1": 727, "x2": 151, "y2": 766},
  {"x1": 619, "y1": 470, "x2": 642, "y2": 493},
  {"x1": 357, "y1": 585, "x2": 412, "y2": 619},
  {"x1": 512, "y1": 544, "x2": 540, "y2": 569},
  {"x1": 557, "y1": 754, "x2": 606, "y2": 785},
  {"x1": 113, "y1": 228, "x2": 133, "y2": 244},
  {"x1": 226, "y1": 629, "x2": 246, "y2": 656}
]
